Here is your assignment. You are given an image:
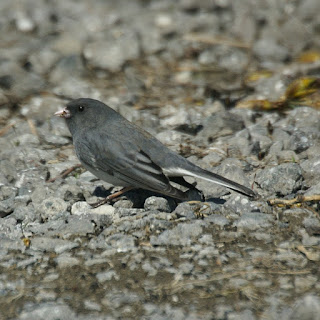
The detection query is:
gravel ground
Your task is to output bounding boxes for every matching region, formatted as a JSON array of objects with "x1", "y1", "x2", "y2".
[{"x1": 1, "y1": 1, "x2": 320, "y2": 319}]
